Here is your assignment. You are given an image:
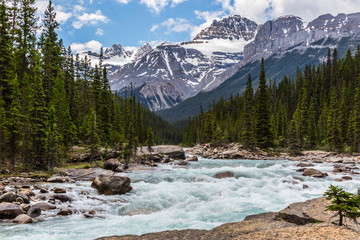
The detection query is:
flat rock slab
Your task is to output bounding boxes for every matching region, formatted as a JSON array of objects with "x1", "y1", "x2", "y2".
[{"x1": 137, "y1": 145, "x2": 185, "y2": 159}]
